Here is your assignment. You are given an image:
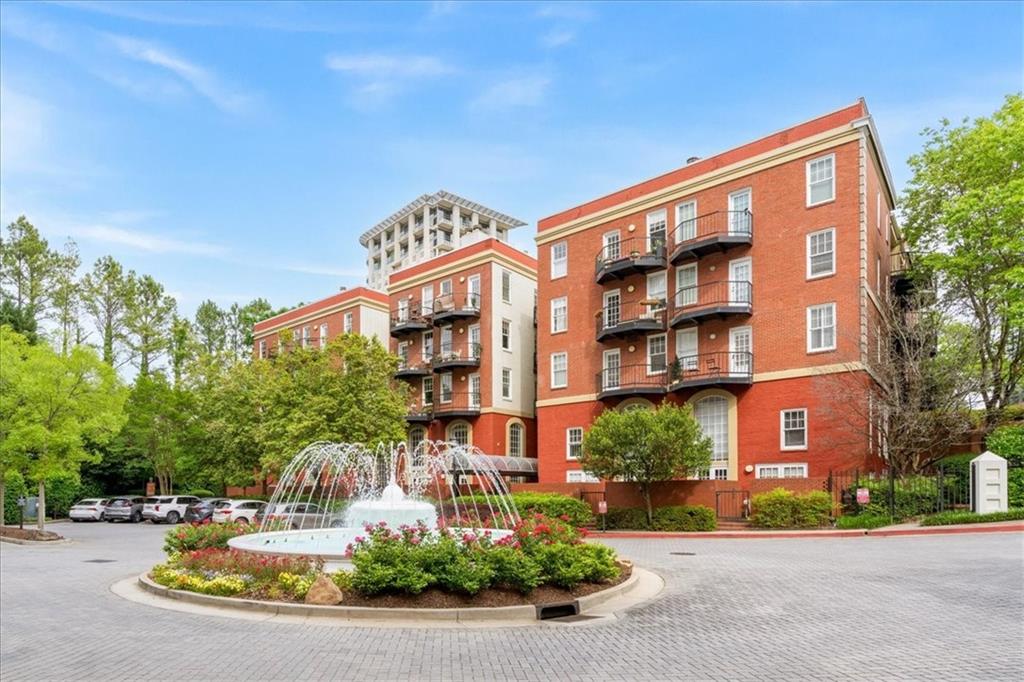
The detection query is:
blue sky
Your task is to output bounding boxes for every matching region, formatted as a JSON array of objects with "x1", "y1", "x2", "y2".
[{"x1": 1, "y1": 1, "x2": 1021, "y2": 315}]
